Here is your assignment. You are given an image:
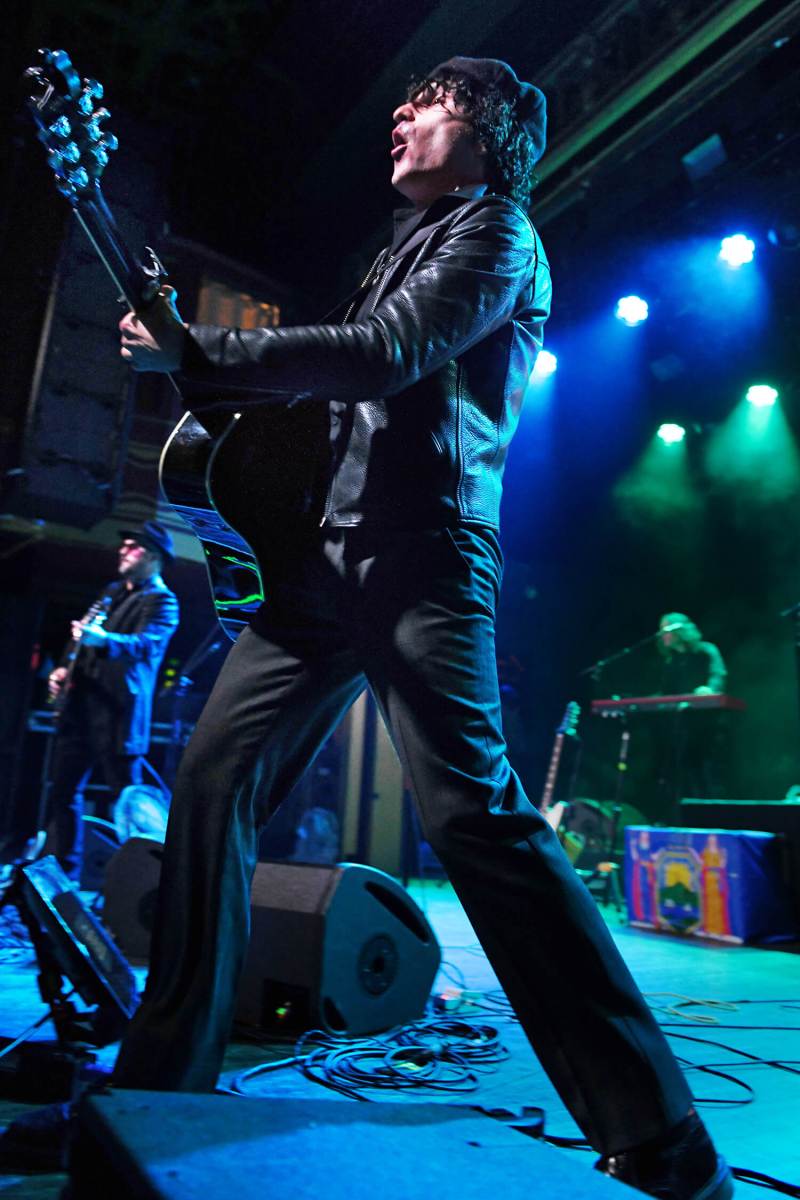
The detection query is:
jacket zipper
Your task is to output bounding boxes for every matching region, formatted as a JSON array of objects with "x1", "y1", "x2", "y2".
[{"x1": 321, "y1": 250, "x2": 394, "y2": 526}]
